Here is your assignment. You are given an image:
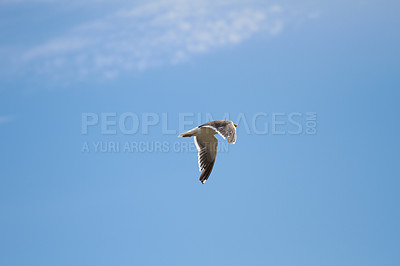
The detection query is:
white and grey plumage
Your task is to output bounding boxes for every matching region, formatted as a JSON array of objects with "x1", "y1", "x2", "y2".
[{"x1": 178, "y1": 120, "x2": 237, "y2": 184}]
